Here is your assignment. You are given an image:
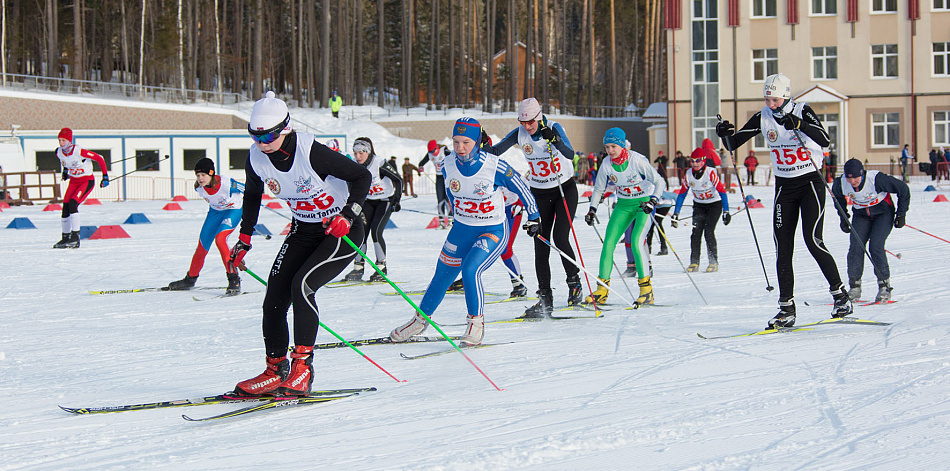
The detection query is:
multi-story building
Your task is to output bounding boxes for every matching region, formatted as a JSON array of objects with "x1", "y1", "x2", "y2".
[{"x1": 662, "y1": 0, "x2": 949, "y2": 168}]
